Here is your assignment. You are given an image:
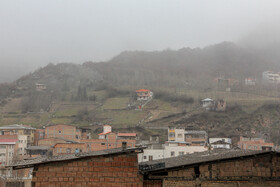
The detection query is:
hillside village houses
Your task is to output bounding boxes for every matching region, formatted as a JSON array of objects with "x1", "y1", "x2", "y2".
[
  {"x1": 135, "y1": 89, "x2": 153, "y2": 101},
  {"x1": 0, "y1": 122, "x2": 279, "y2": 186},
  {"x1": 262, "y1": 71, "x2": 280, "y2": 83},
  {"x1": 237, "y1": 136, "x2": 274, "y2": 151}
]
